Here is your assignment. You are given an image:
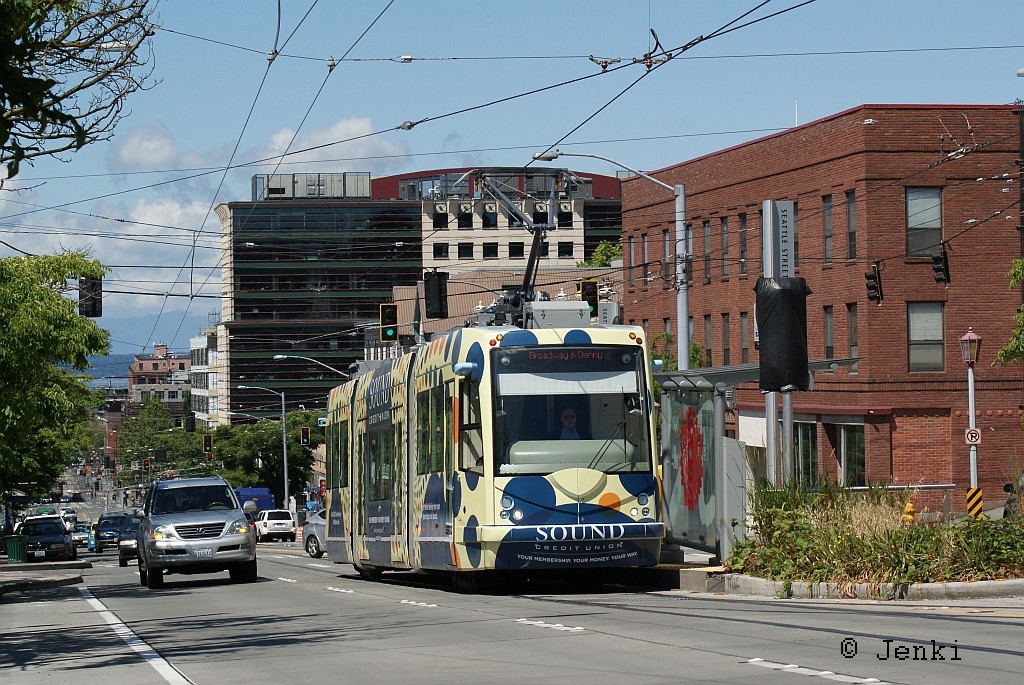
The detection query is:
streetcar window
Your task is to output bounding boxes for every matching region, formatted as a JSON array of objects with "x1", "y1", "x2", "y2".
[
  {"x1": 415, "y1": 385, "x2": 446, "y2": 474},
  {"x1": 459, "y1": 380, "x2": 484, "y2": 474},
  {"x1": 491, "y1": 346, "x2": 651, "y2": 475}
]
